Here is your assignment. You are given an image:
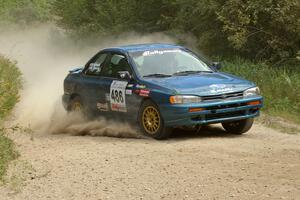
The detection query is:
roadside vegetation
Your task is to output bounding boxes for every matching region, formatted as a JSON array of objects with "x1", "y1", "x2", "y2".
[
  {"x1": 0, "y1": 0, "x2": 52, "y2": 25},
  {"x1": 222, "y1": 59, "x2": 300, "y2": 123},
  {"x1": 0, "y1": 56, "x2": 22, "y2": 181}
]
